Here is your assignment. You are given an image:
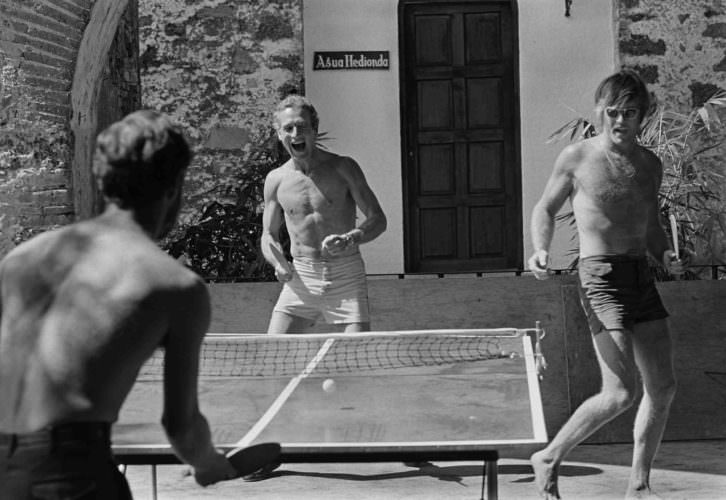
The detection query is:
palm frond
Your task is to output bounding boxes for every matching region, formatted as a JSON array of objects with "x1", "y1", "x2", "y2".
[{"x1": 549, "y1": 89, "x2": 726, "y2": 276}]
